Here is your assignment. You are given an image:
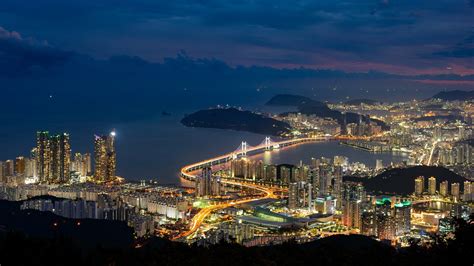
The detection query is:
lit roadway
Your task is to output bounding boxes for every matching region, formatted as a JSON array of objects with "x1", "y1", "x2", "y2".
[
  {"x1": 173, "y1": 137, "x2": 324, "y2": 240},
  {"x1": 174, "y1": 136, "x2": 377, "y2": 241},
  {"x1": 427, "y1": 140, "x2": 439, "y2": 166}
]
